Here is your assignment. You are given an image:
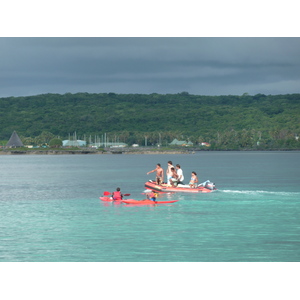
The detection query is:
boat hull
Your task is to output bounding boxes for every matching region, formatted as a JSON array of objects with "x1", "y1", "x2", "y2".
[
  {"x1": 145, "y1": 181, "x2": 215, "y2": 193},
  {"x1": 100, "y1": 197, "x2": 123, "y2": 202},
  {"x1": 122, "y1": 199, "x2": 178, "y2": 205},
  {"x1": 100, "y1": 196, "x2": 177, "y2": 205}
]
